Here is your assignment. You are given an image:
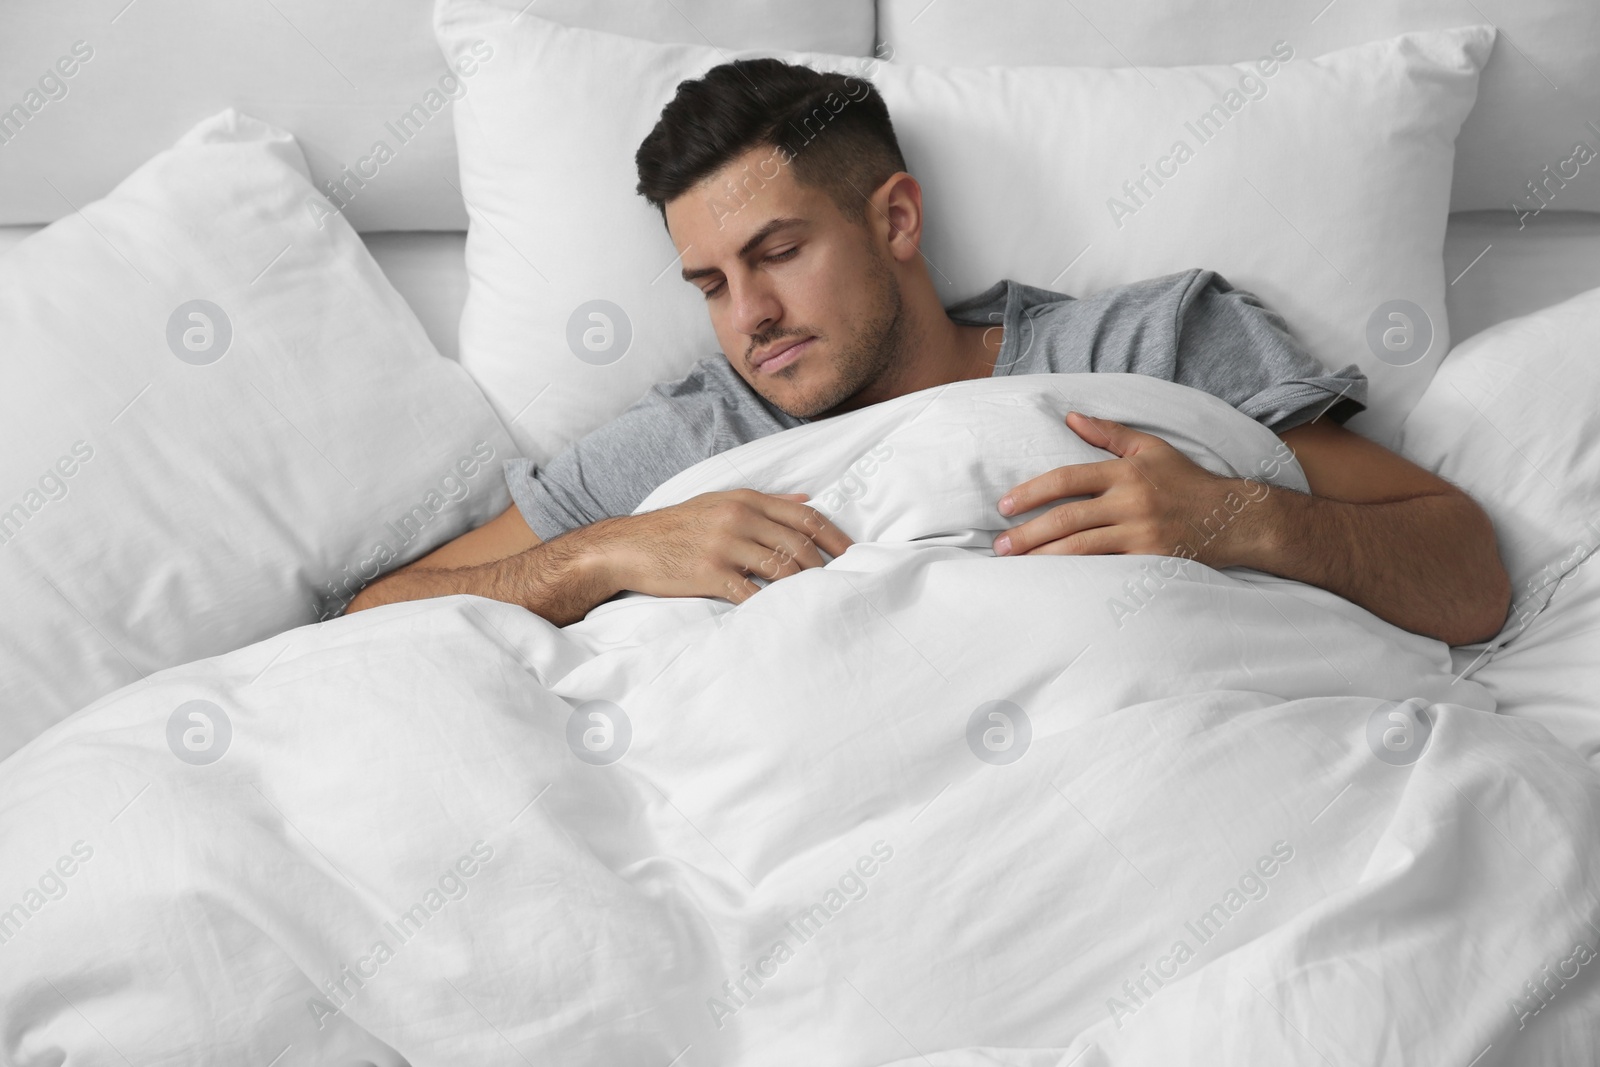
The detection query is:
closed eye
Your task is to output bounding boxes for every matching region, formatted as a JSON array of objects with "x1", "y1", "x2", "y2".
[{"x1": 702, "y1": 247, "x2": 800, "y2": 299}]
